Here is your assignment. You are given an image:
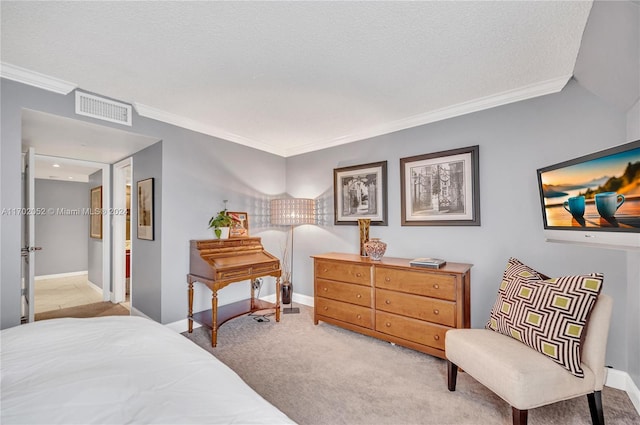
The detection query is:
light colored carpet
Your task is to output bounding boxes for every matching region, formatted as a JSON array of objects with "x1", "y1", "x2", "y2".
[
  {"x1": 35, "y1": 301, "x2": 130, "y2": 321},
  {"x1": 182, "y1": 305, "x2": 639, "y2": 425}
]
